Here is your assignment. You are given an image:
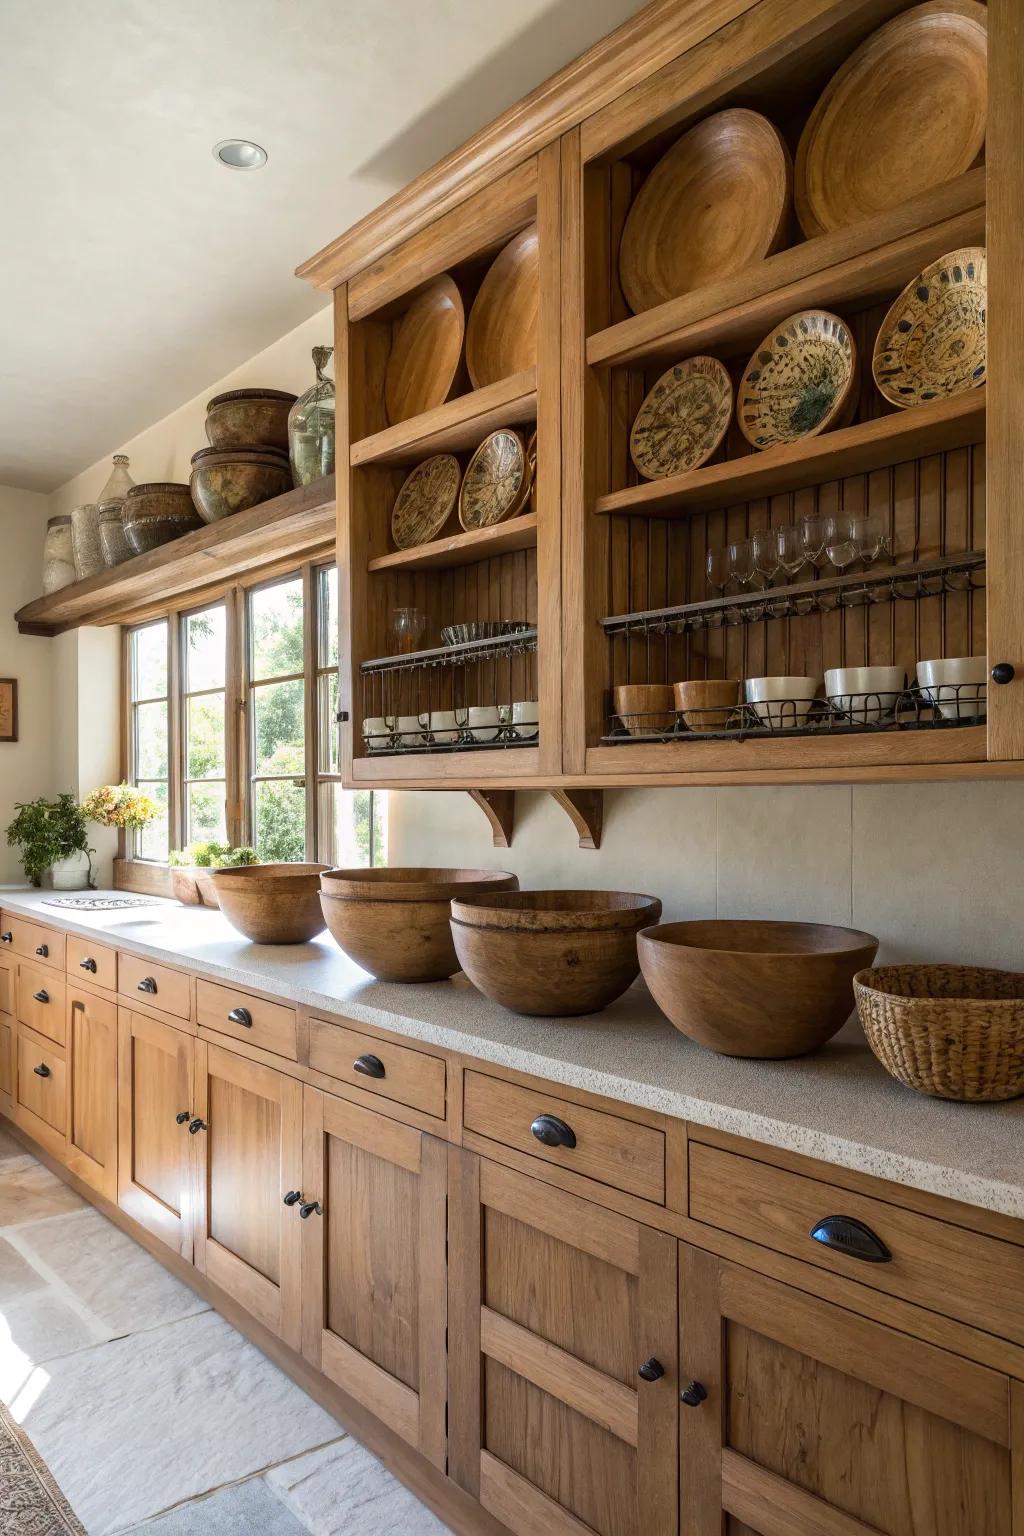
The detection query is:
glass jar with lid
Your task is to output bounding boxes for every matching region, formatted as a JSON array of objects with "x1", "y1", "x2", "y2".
[
  {"x1": 42, "y1": 516, "x2": 76, "y2": 593},
  {"x1": 288, "y1": 346, "x2": 335, "y2": 486}
]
